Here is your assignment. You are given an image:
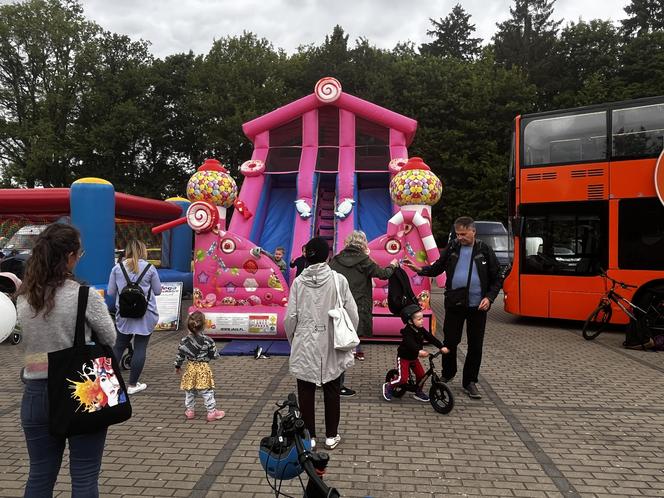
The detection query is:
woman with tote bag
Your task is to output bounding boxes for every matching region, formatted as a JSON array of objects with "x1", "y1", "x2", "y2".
[
  {"x1": 17, "y1": 223, "x2": 117, "y2": 497},
  {"x1": 284, "y1": 237, "x2": 359, "y2": 451}
]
